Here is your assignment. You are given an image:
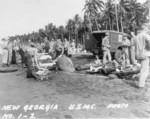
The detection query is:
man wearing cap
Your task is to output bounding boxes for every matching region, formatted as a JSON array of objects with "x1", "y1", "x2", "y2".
[
  {"x1": 134, "y1": 26, "x2": 150, "y2": 88},
  {"x1": 102, "y1": 32, "x2": 111, "y2": 64}
]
